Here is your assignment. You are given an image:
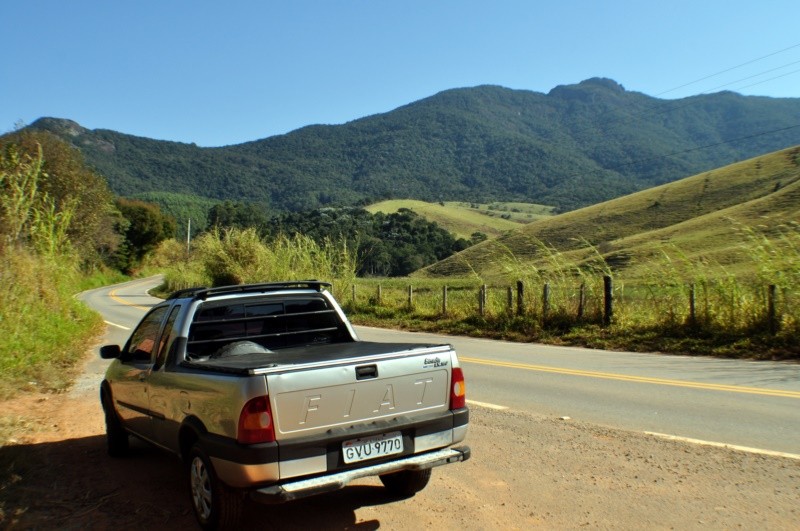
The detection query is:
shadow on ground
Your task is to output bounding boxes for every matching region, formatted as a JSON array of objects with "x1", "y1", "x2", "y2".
[{"x1": 1, "y1": 435, "x2": 398, "y2": 529}]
